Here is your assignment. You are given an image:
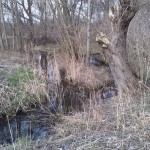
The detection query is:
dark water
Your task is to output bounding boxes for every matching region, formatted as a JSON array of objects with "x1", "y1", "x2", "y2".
[{"x1": 0, "y1": 110, "x2": 55, "y2": 144}]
